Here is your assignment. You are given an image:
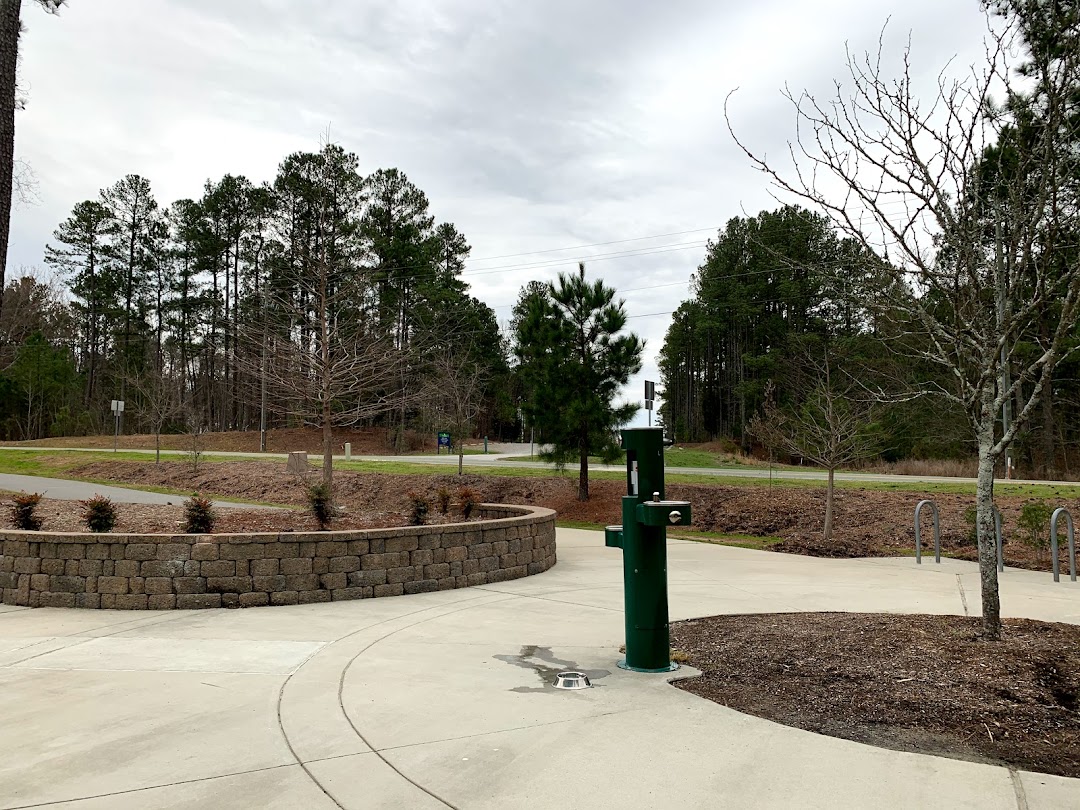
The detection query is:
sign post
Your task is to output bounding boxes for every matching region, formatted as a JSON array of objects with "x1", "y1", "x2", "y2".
[
  {"x1": 437, "y1": 431, "x2": 451, "y2": 455},
  {"x1": 110, "y1": 400, "x2": 125, "y2": 452},
  {"x1": 644, "y1": 380, "x2": 655, "y2": 427}
]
